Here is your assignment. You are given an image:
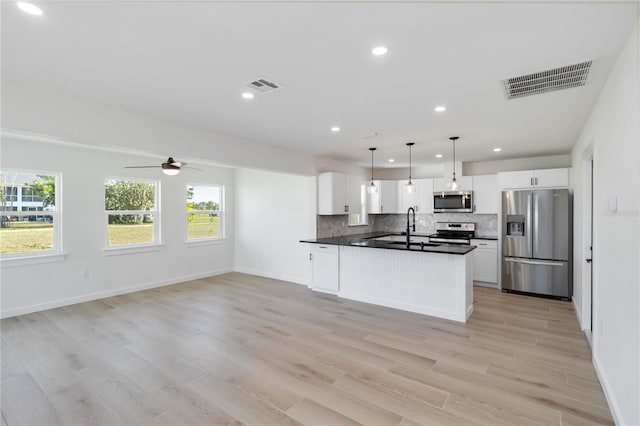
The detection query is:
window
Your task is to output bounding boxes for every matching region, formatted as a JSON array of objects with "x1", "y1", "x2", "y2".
[
  {"x1": 348, "y1": 184, "x2": 368, "y2": 226},
  {"x1": 105, "y1": 178, "x2": 159, "y2": 247},
  {"x1": 187, "y1": 184, "x2": 224, "y2": 241},
  {"x1": 0, "y1": 171, "x2": 61, "y2": 257}
]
